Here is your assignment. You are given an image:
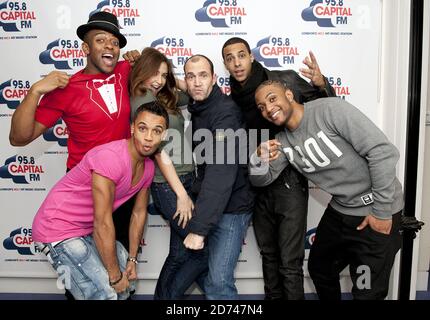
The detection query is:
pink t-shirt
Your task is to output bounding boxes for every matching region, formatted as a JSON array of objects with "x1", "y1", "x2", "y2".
[
  {"x1": 35, "y1": 61, "x2": 132, "y2": 170},
  {"x1": 32, "y1": 139, "x2": 154, "y2": 243}
]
